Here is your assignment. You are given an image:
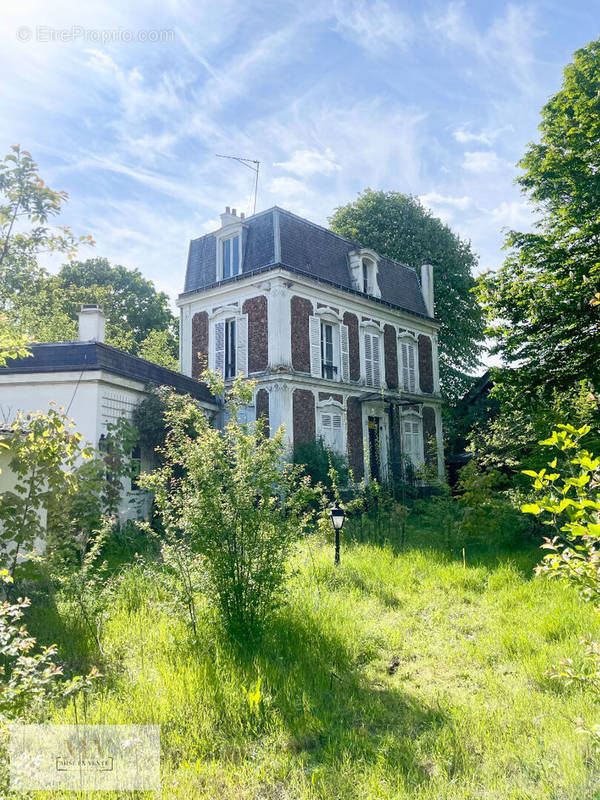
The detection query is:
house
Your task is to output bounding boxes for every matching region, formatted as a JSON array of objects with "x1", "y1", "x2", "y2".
[
  {"x1": 177, "y1": 206, "x2": 444, "y2": 482},
  {"x1": 0, "y1": 305, "x2": 218, "y2": 522}
]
